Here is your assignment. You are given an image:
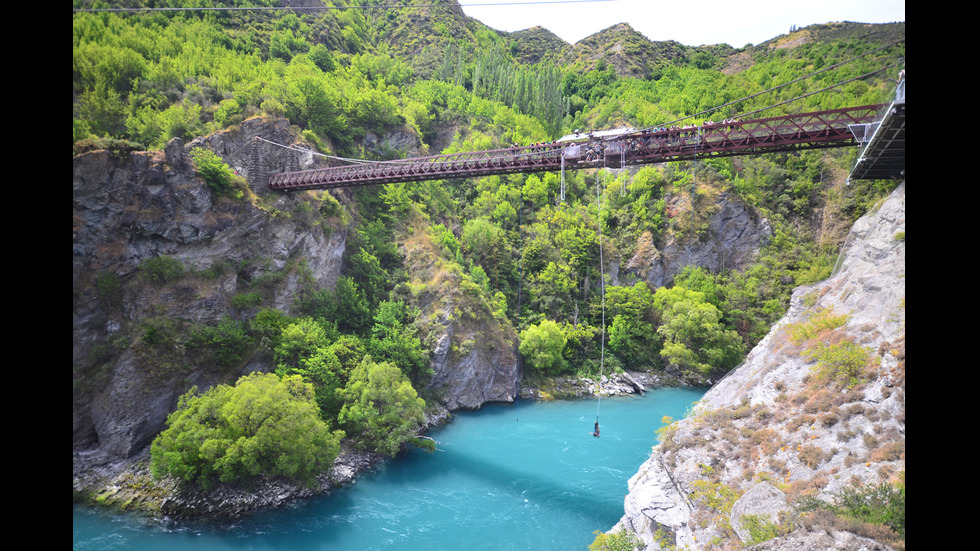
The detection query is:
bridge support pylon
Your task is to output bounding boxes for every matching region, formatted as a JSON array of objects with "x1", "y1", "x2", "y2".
[{"x1": 247, "y1": 137, "x2": 269, "y2": 194}]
